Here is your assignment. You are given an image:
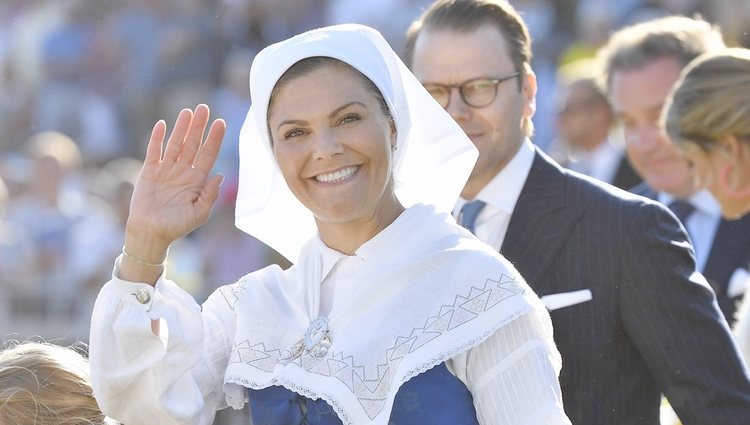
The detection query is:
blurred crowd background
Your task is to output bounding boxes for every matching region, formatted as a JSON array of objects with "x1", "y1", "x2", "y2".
[{"x1": 1, "y1": 0, "x2": 749, "y2": 369}]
